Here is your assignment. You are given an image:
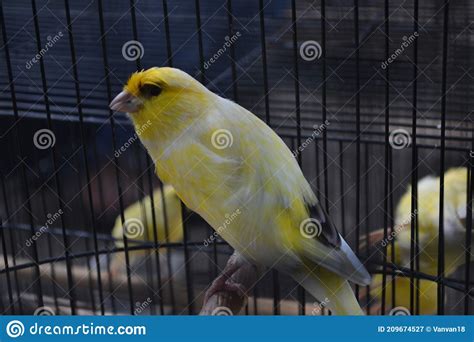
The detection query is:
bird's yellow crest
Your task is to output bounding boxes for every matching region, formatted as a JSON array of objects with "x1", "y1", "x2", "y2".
[
  {"x1": 124, "y1": 67, "x2": 208, "y2": 97},
  {"x1": 124, "y1": 67, "x2": 163, "y2": 97},
  {"x1": 113, "y1": 67, "x2": 214, "y2": 138}
]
